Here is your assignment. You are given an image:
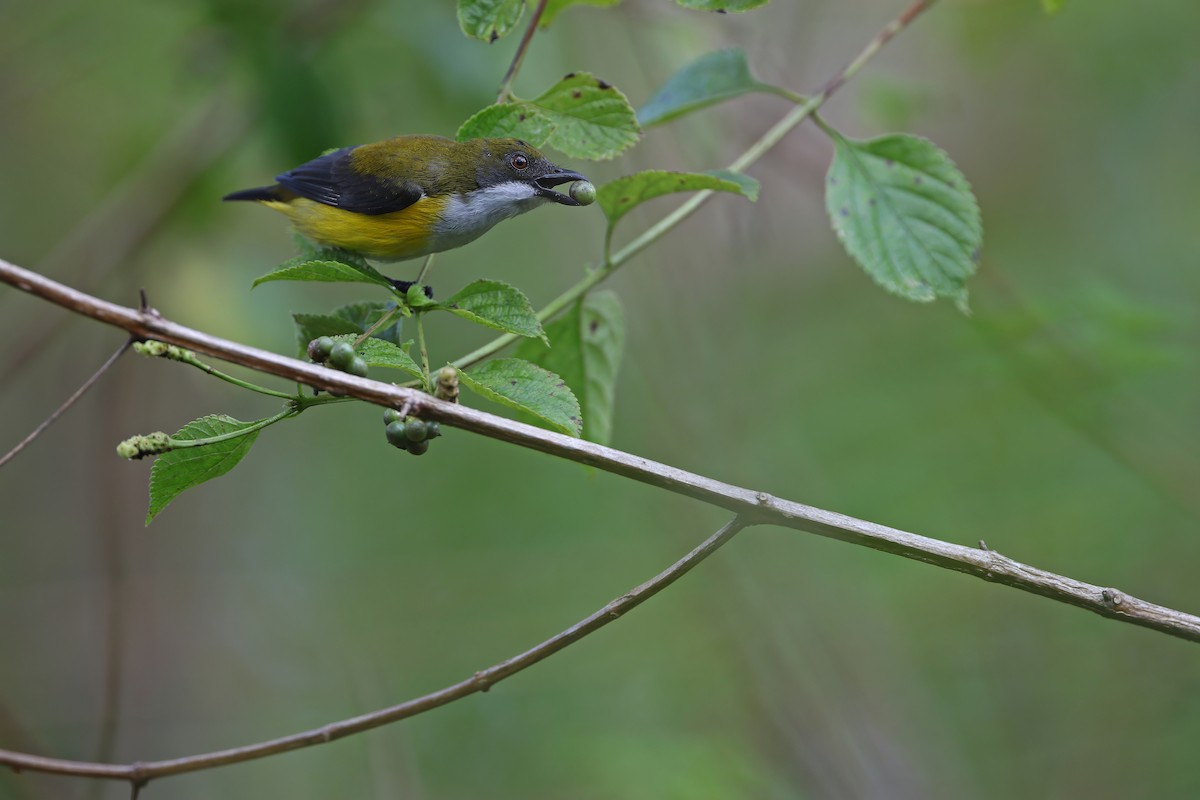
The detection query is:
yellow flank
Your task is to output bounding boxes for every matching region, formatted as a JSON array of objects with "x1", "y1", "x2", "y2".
[{"x1": 261, "y1": 195, "x2": 448, "y2": 261}]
